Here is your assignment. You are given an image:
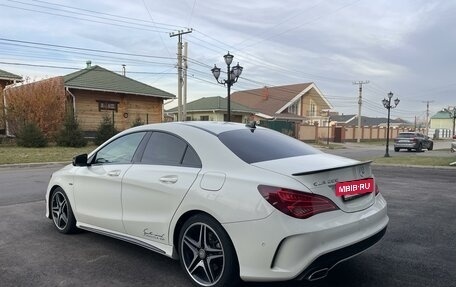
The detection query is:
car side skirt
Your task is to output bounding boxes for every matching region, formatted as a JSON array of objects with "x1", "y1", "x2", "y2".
[{"x1": 78, "y1": 223, "x2": 175, "y2": 258}]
